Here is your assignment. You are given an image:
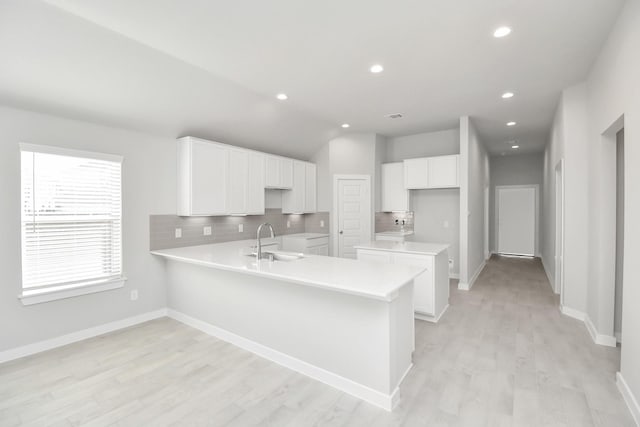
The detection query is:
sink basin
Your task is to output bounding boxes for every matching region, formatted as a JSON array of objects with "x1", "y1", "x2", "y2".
[{"x1": 246, "y1": 250, "x2": 305, "y2": 261}]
